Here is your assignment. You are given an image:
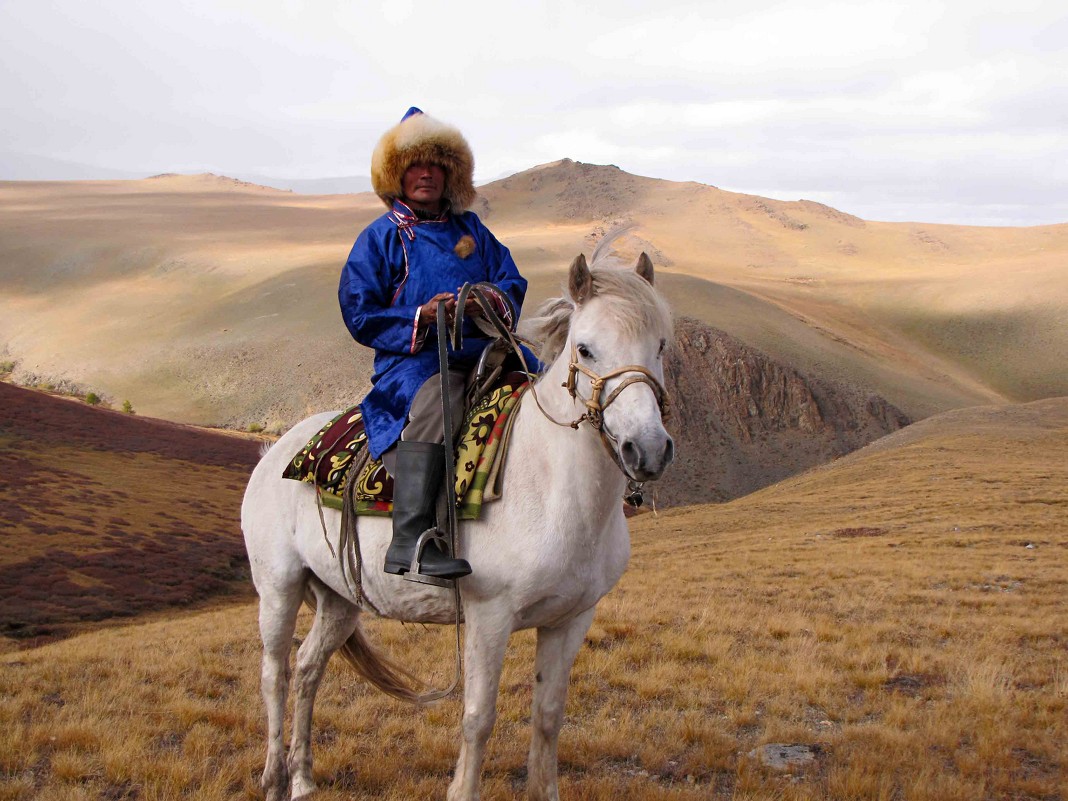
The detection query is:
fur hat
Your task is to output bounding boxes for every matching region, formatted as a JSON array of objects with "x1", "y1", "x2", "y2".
[{"x1": 370, "y1": 107, "x2": 476, "y2": 213}]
